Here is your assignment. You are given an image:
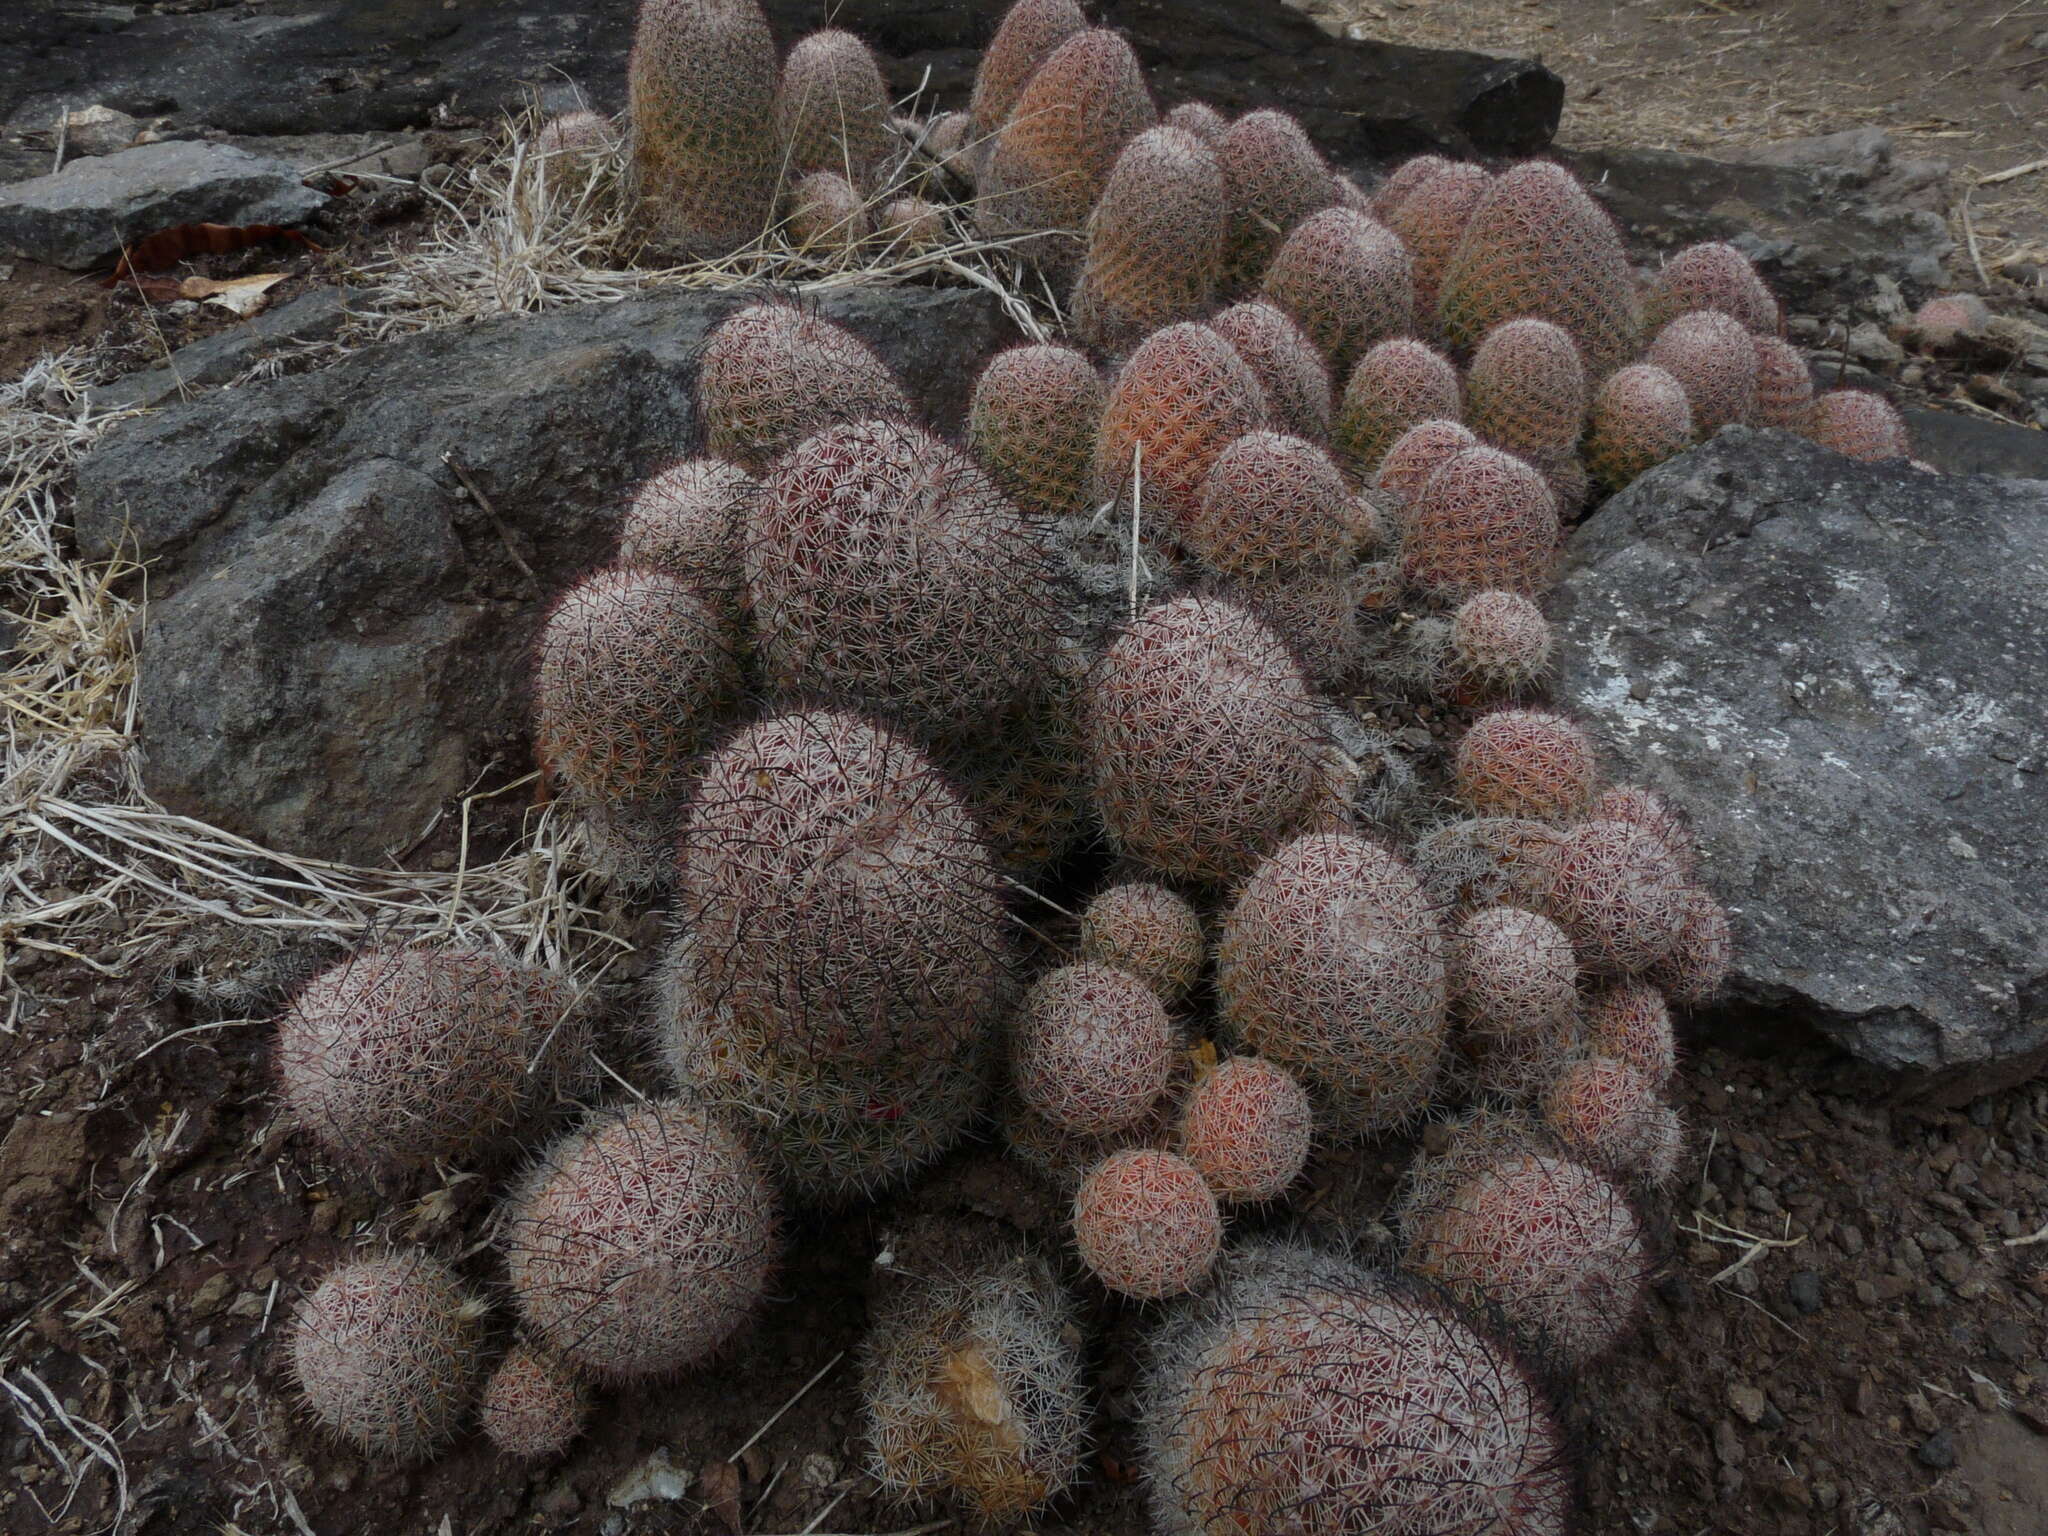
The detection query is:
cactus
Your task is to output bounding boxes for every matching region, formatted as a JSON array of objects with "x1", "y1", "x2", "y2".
[
  {"x1": 745, "y1": 419, "x2": 1065, "y2": 741},
  {"x1": 533, "y1": 567, "x2": 741, "y2": 805},
  {"x1": 277, "y1": 945, "x2": 550, "y2": 1174},
  {"x1": 1073, "y1": 1148, "x2": 1222, "y2": 1298},
  {"x1": 505, "y1": 1097, "x2": 779, "y2": 1379},
  {"x1": 1646, "y1": 310, "x2": 1758, "y2": 437},
  {"x1": 1910, "y1": 292, "x2": 1992, "y2": 347},
  {"x1": 1013, "y1": 962, "x2": 1177, "y2": 1136},
  {"x1": 1585, "y1": 361, "x2": 1694, "y2": 491},
  {"x1": 968, "y1": 341, "x2": 1104, "y2": 517},
  {"x1": 289, "y1": 1251, "x2": 488, "y2": 1460},
  {"x1": 698, "y1": 302, "x2": 912, "y2": 473},
  {"x1": 1141, "y1": 1240, "x2": 1576, "y2": 1536},
  {"x1": 1206, "y1": 300, "x2": 1333, "y2": 440},
  {"x1": 1398, "y1": 1102, "x2": 1549, "y2": 1227},
  {"x1": 1751, "y1": 336, "x2": 1816, "y2": 432},
  {"x1": 1806, "y1": 388, "x2": 1911, "y2": 462},
  {"x1": 1642, "y1": 241, "x2": 1781, "y2": 337},
  {"x1": 967, "y1": 0, "x2": 1088, "y2": 150},
  {"x1": 877, "y1": 194, "x2": 945, "y2": 249},
  {"x1": 1372, "y1": 417, "x2": 1477, "y2": 515},
  {"x1": 1163, "y1": 100, "x2": 1228, "y2": 143},
  {"x1": 1073, "y1": 126, "x2": 1227, "y2": 354},
  {"x1": 1224, "y1": 571, "x2": 1362, "y2": 691},
  {"x1": 784, "y1": 169, "x2": 869, "y2": 251},
  {"x1": 1447, "y1": 589, "x2": 1553, "y2": 699},
  {"x1": 1259, "y1": 207, "x2": 1413, "y2": 381},
  {"x1": 775, "y1": 29, "x2": 890, "y2": 185},
  {"x1": 1216, "y1": 831, "x2": 1447, "y2": 1137},
  {"x1": 1079, "y1": 881, "x2": 1205, "y2": 1007},
  {"x1": 1214, "y1": 109, "x2": 1336, "y2": 290},
  {"x1": 1403, "y1": 1151, "x2": 1650, "y2": 1367},
  {"x1": 1541, "y1": 818, "x2": 1692, "y2": 978},
  {"x1": 1185, "y1": 431, "x2": 1353, "y2": 578},
  {"x1": 1590, "y1": 784, "x2": 1699, "y2": 877},
  {"x1": 1450, "y1": 905, "x2": 1578, "y2": 1040},
  {"x1": 627, "y1": 0, "x2": 781, "y2": 259},
  {"x1": 1437, "y1": 160, "x2": 1642, "y2": 377},
  {"x1": 1411, "y1": 814, "x2": 1562, "y2": 917},
  {"x1": 1085, "y1": 595, "x2": 1324, "y2": 884},
  {"x1": 1465, "y1": 317, "x2": 1588, "y2": 465},
  {"x1": 1401, "y1": 445, "x2": 1561, "y2": 601},
  {"x1": 1382, "y1": 160, "x2": 1490, "y2": 332},
  {"x1": 1094, "y1": 322, "x2": 1268, "y2": 528},
  {"x1": 480, "y1": 1342, "x2": 589, "y2": 1460},
  {"x1": 1177, "y1": 1055, "x2": 1313, "y2": 1202},
  {"x1": 535, "y1": 110, "x2": 616, "y2": 162},
  {"x1": 1454, "y1": 708, "x2": 1599, "y2": 822},
  {"x1": 617, "y1": 459, "x2": 752, "y2": 618},
  {"x1": 1332, "y1": 338, "x2": 1461, "y2": 481},
  {"x1": 978, "y1": 29, "x2": 1157, "y2": 270},
  {"x1": 1542, "y1": 1054, "x2": 1684, "y2": 1189},
  {"x1": 1463, "y1": 997, "x2": 1585, "y2": 1106},
  {"x1": 1369, "y1": 153, "x2": 1452, "y2": 218},
  {"x1": 1644, "y1": 885, "x2": 1733, "y2": 1005},
  {"x1": 1583, "y1": 980, "x2": 1678, "y2": 1085}
]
